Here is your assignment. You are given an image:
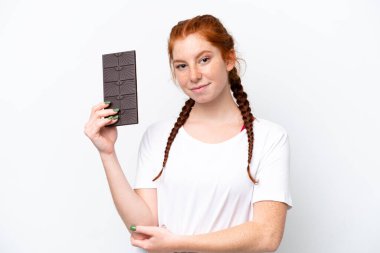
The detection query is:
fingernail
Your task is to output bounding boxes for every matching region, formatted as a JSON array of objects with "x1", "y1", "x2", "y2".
[
  {"x1": 104, "y1": 100, "x2": 111, "y2": 104},
  {"x1": 130, "y1": 225, "x2": 136, "y2": 231},
  {"x1": 113, "y1": 108, "x2": 120, "y2": 112},
  {"x1": 113, "y1": 115, "x2": 119, "y2": 119},
  {"x1": 106, "y1": 115, "x2": 115, "y2": 120}
]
